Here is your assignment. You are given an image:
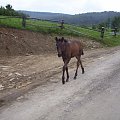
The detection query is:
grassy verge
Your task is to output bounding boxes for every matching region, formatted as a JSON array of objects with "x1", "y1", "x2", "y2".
[{"x1": 0, "y1": 15, "x2": 120, "y2": 47}]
